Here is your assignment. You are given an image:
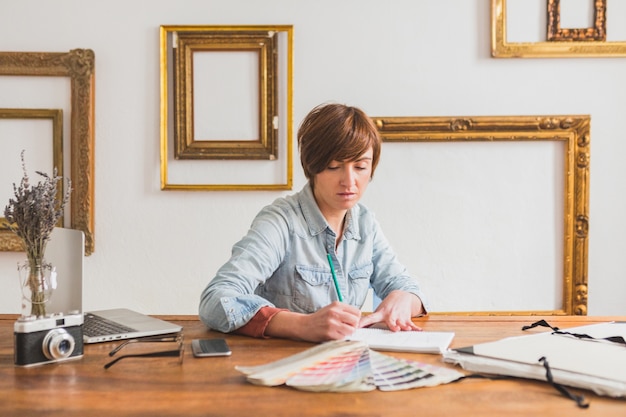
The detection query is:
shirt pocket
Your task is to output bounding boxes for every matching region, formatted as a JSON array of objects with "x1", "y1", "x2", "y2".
[
  {"x1": 293, "y1": 265, "x2": 333, "y2": 313},
  {"x1": 347, "y1": 263, "x2": 373, "y2": 306}
]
